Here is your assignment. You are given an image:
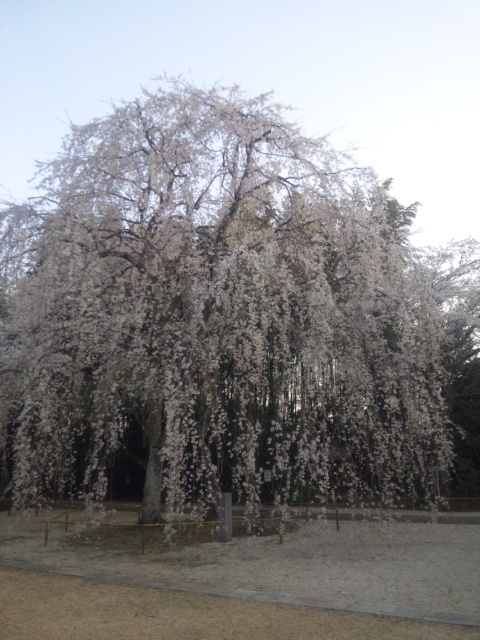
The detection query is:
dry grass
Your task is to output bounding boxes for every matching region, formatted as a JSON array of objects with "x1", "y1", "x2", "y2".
[{"x1": 1, "y1": 568, "x2": 479, "y2": 640}]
